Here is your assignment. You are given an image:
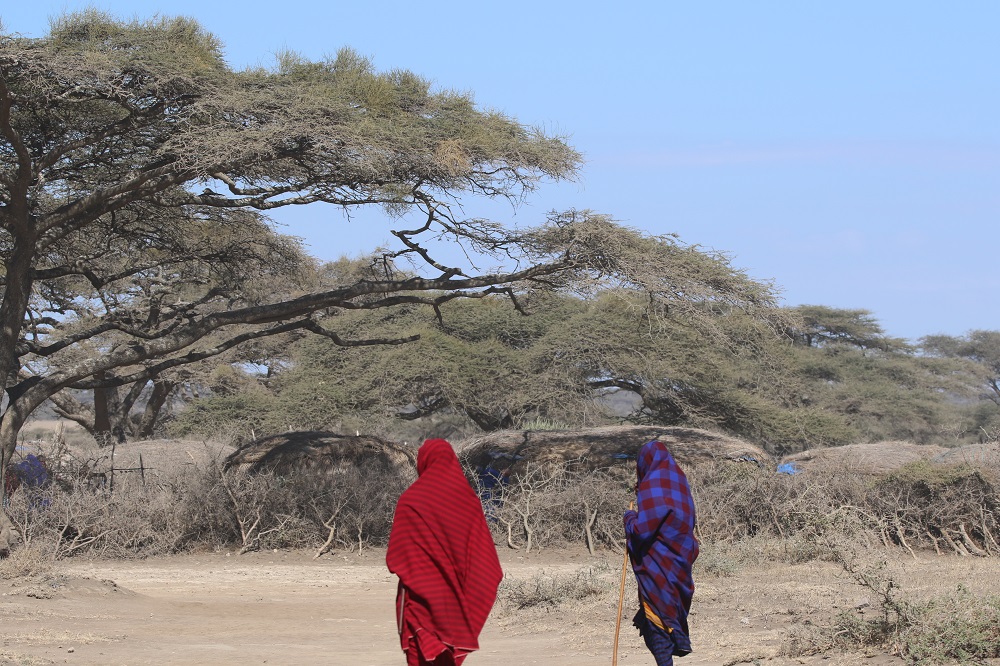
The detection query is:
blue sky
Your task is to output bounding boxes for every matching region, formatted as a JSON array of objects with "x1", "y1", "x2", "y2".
[{"x1": 3, "y1": 2, "x2": 997, "y2": 341}]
